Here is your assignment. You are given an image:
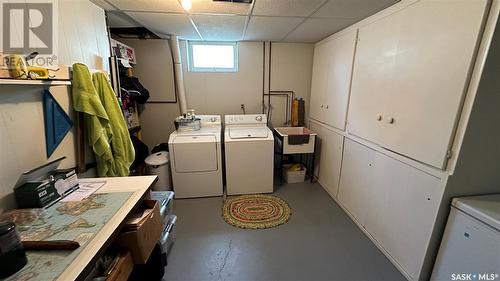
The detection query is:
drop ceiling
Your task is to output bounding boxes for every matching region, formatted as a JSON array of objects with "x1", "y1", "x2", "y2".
[{"x1": 93, "y1": 0, "x2": 399, "y2": 43}]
